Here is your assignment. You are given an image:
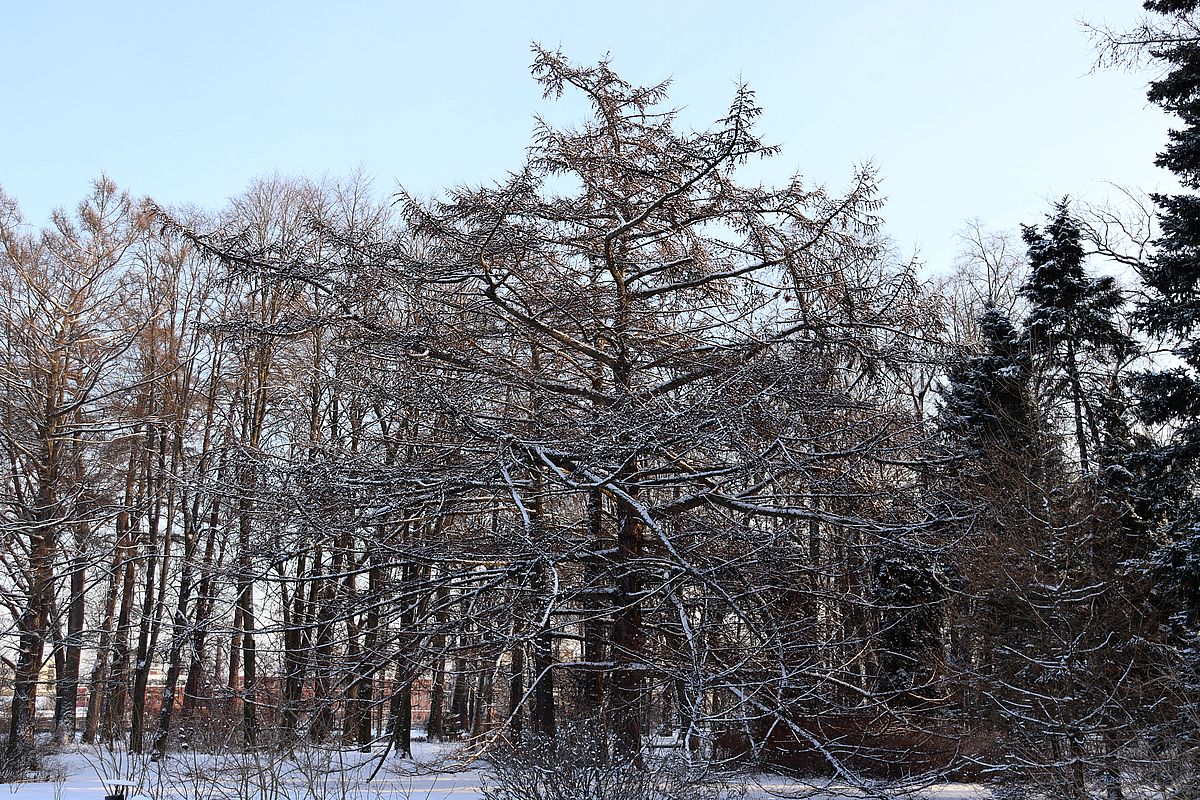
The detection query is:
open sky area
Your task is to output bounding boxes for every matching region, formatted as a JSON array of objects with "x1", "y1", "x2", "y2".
[{"x1": 1, "y1": 1, "x2": 1174, "y2": 273}]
